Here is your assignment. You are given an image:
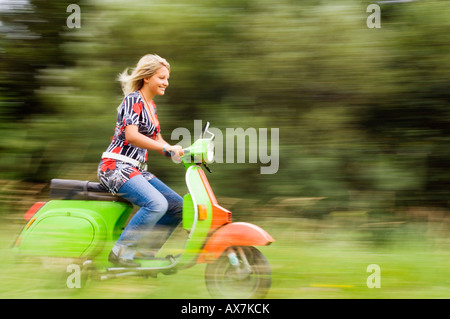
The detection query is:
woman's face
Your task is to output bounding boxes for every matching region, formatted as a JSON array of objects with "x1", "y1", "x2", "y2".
[{"x1": 144, "y1": 66, "x2": 170, "y2": 97}]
